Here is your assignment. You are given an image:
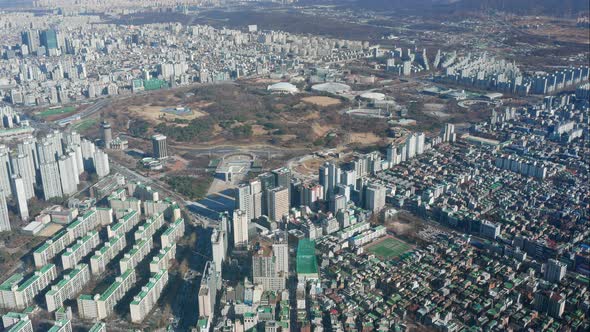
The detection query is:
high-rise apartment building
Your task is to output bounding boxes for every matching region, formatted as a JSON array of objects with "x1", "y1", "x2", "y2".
[
  {"x1": 232, "y1": 209, "x2": 249, "y2": 247},
  {"x1": 267, "y1": 186, "x2": 289, "y2": 222}
]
